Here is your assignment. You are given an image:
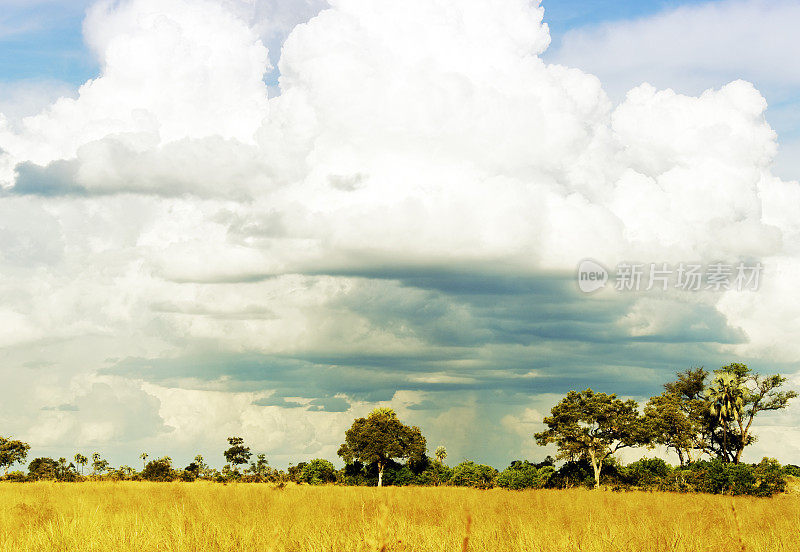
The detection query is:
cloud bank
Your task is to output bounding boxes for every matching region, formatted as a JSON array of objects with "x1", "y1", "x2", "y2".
[{"x1": 0, "y1": 0, "x2": 799, "y2": 467}]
